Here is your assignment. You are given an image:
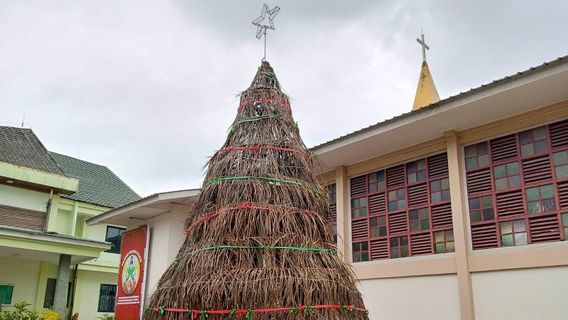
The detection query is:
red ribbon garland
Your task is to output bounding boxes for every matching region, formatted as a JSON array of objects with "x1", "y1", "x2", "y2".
[
  {"x1": 184, "y1": 203, "x2": 318, "y2": 235},
  {"x1": 238, "y1": 98, "x2": 290, "y2": 112},
  {"x1": 150, "y1": 304, "x2": 367, "y2": 316}
]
